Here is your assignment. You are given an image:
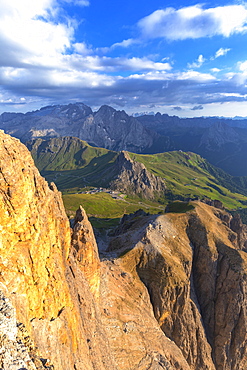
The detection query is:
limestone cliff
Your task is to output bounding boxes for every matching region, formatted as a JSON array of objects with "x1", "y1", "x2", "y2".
[
  {"x1": 1, "y1": 130, "x2": 247, "y2": 370},
  {"x1": 110, "y1": 151, "x2": 166, "y2": 199}
]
